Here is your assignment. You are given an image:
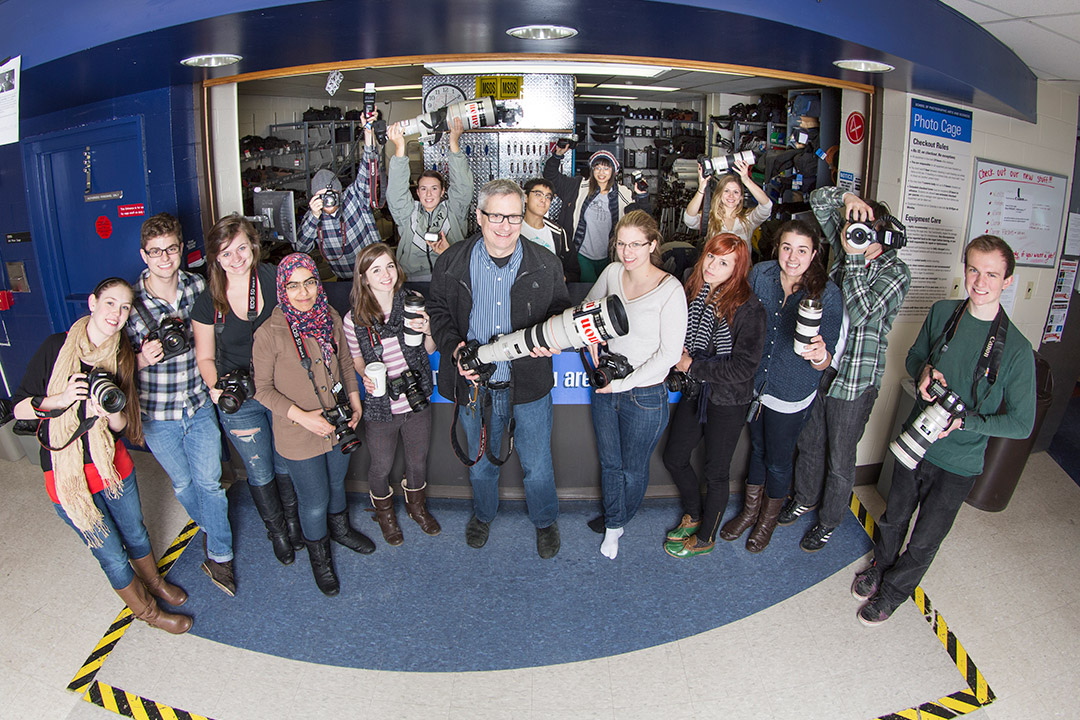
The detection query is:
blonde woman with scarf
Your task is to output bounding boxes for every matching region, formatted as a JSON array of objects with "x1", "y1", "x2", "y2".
[{"x1": 12, "y1": 277, "x2": 191, "y2": 634}]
